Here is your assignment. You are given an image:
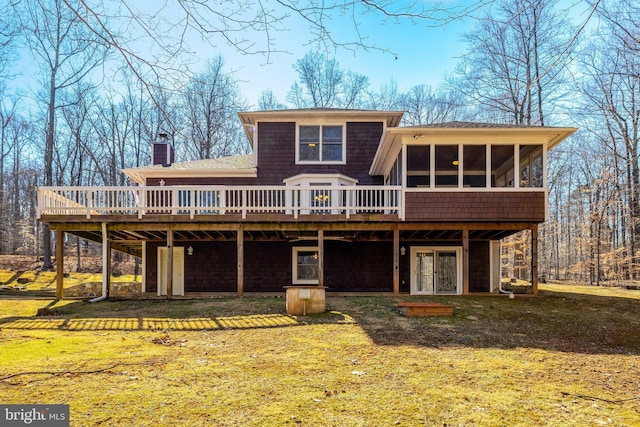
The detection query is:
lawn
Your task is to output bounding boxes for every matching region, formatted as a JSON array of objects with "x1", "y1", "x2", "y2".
[{"x1": 0, "y1": 284, "x2": 638, "y2": 426}]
